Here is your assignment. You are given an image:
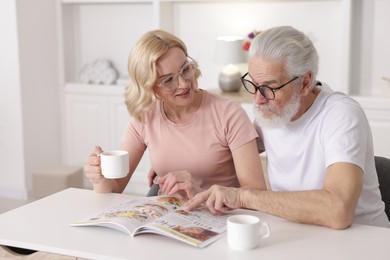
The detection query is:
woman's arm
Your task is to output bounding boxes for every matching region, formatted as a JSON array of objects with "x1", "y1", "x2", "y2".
[
  {"x1": 84, "y1": 144, "x2": 144, "y2": 193},
  {"x1": 232, "y1": 139, "x2": 267, "y2": 190}
]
